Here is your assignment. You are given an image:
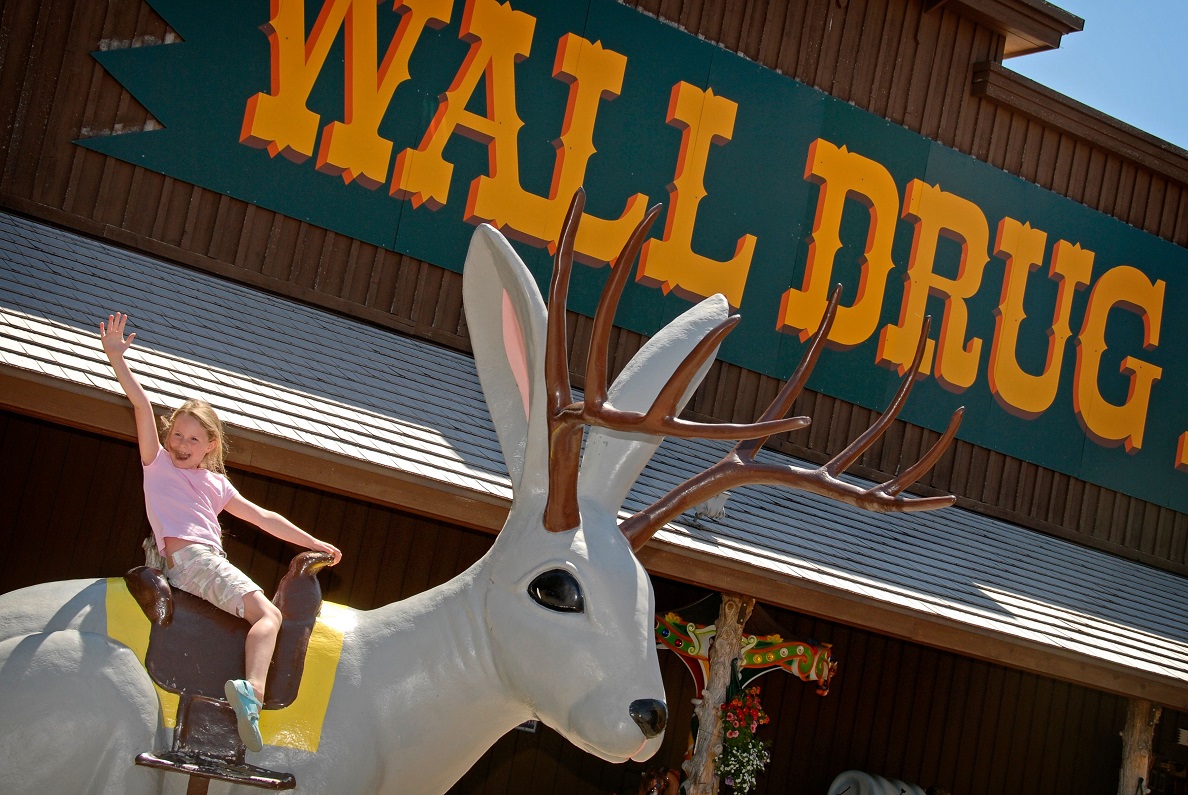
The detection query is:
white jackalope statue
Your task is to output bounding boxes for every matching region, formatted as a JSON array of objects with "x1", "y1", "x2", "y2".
[{"x1": 0, "y1": 191, "x2": 959, "y2": 795}]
